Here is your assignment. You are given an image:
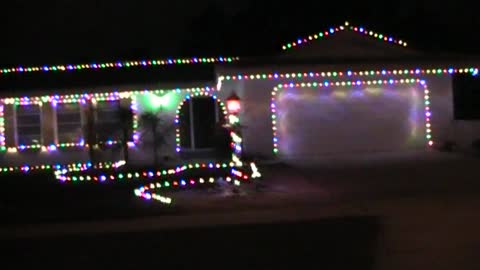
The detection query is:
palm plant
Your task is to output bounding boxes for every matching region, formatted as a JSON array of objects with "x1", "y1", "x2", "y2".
[
  {"x1": 117, "y1": 106, "x2": 133, "y2": 164},
  {"x1": 140, "y1": 112, "x2": 174, "y2": 167},
  {"x1": 84, "y1": 102, "x2": 96, "y2": 163}
]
